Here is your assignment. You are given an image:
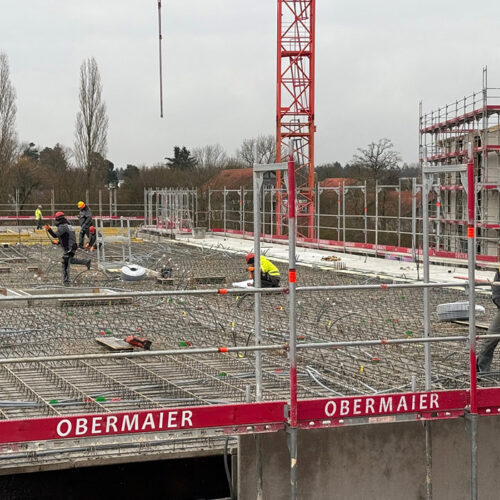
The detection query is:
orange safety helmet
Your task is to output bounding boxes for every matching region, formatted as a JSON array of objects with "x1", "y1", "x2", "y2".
[
  {"x1": 245, "y1": 253, "x2": 255, "y2": 264},
  {"x1": 55, "y1": 211, "x2": 65, "y2": 218},
  {"x1": 89, "y1": 226, "x2": 95, "y2": 234},
  {"x1": 77, "y1": 201, "x2": 85, "y2": 209}
]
